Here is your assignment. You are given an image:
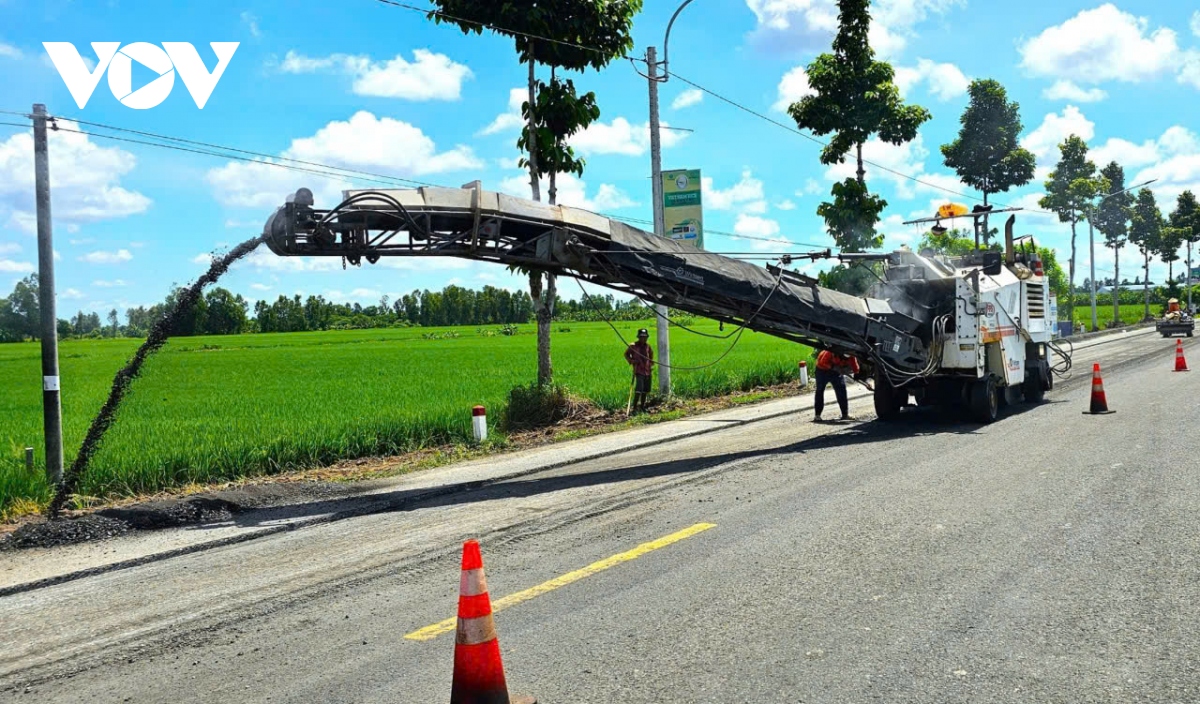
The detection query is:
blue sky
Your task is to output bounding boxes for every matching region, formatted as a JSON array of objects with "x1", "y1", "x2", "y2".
[{"x1": 3, "y1": 0, "x2": 1200, "y2": 318}]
